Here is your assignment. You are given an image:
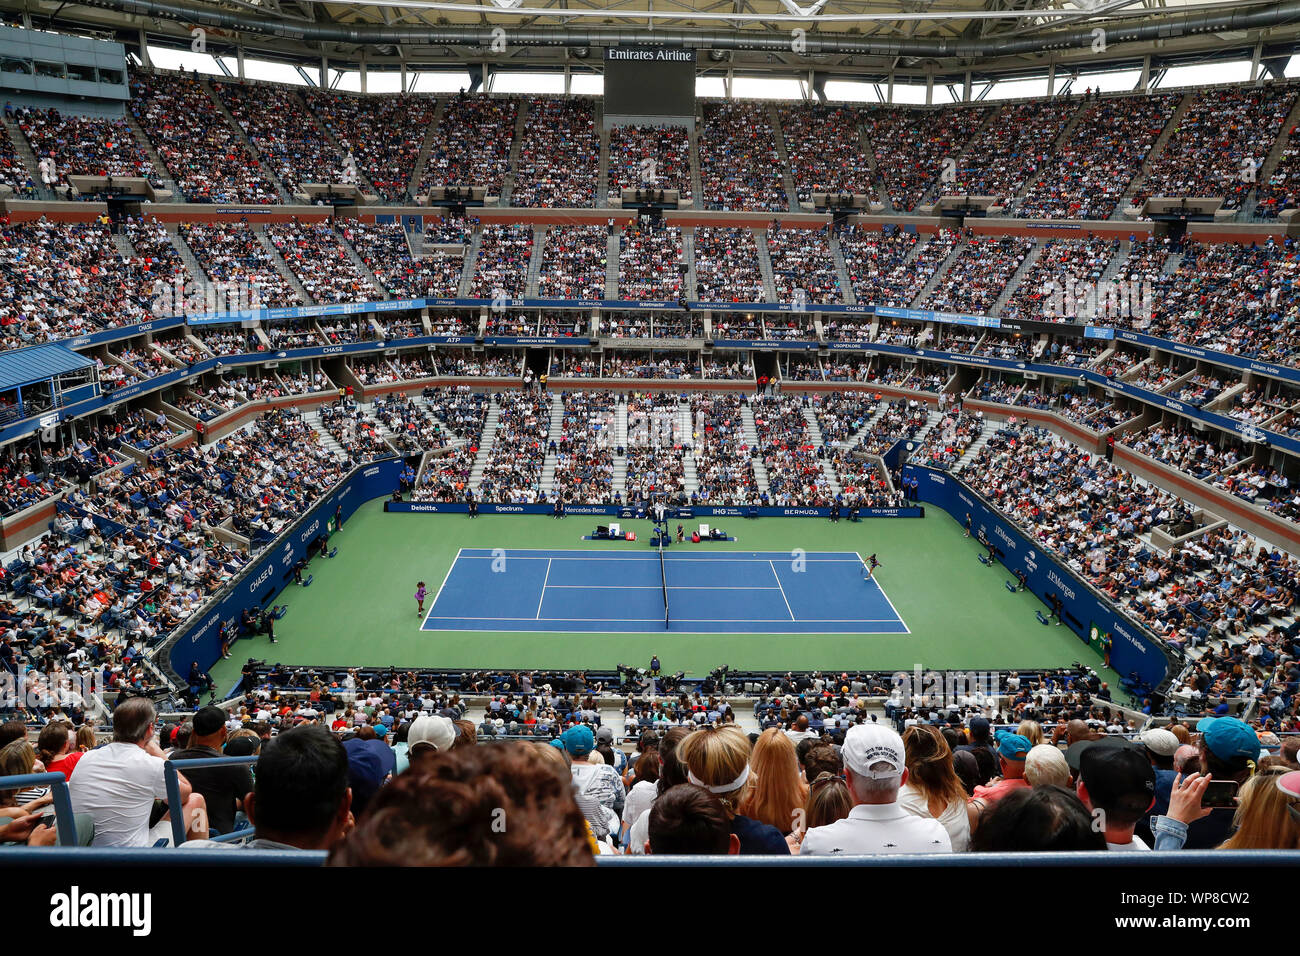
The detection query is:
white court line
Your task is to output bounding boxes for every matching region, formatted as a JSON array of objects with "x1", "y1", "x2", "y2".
[
  {"x1": 423, "y1": 615, "x2": 905, "y2": 623},
  {"x1": 453, "y1": 554, "x2": 863, "y2": 563},
  {"x1": 536, "y1": 558, "x2": 552, "y2": 619},
  {"x1": 546, "y1": 584, "x2": 782, "y2": 591},
  {"x1": 855, "y1": 550, "x2": 912, "y2": 635},
  {"x1": 420, "y1": 548, "x2": 461, "y2": 630},
  {"x1": 769, "y1": 560, "x2": 796, "y2": 620}
]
